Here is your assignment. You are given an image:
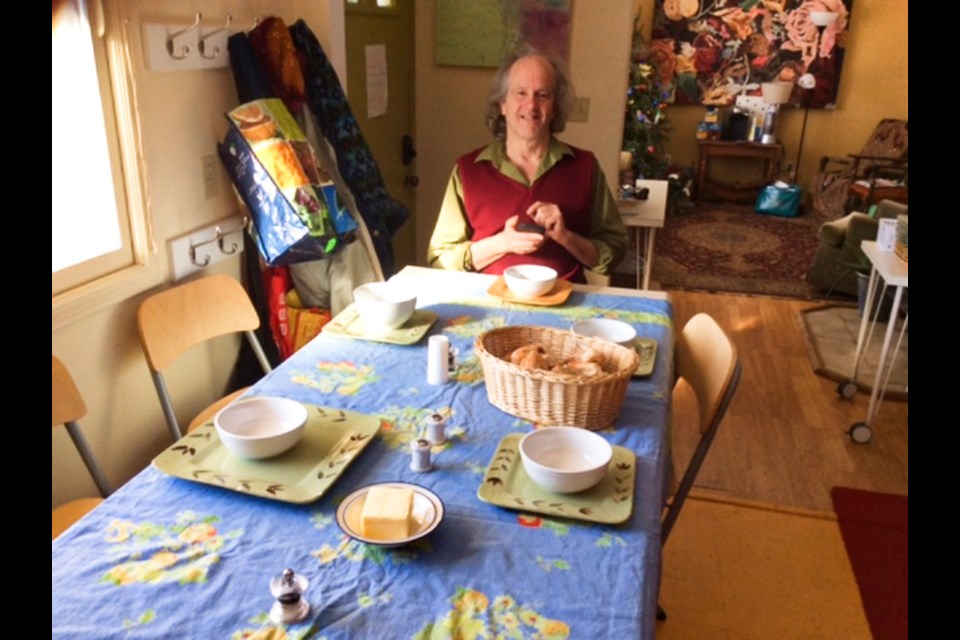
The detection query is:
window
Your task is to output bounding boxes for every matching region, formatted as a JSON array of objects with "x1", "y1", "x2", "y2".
[{"x1": 52, "y1": 0, "x2": 154, "y2": 325}]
